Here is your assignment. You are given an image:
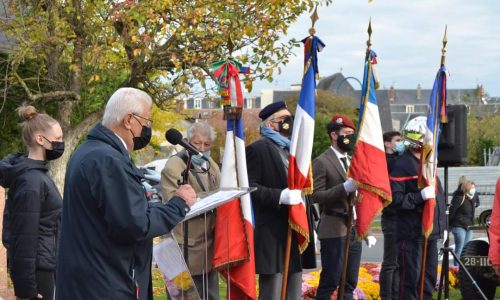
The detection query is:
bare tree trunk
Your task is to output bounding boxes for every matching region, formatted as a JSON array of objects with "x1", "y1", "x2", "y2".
[
  {"x1": 48, "y1": 109, "x2": 103, "y2": 195},
  {"x1": 48, "y1": 0, "x2": 87, "y2": 194}
]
